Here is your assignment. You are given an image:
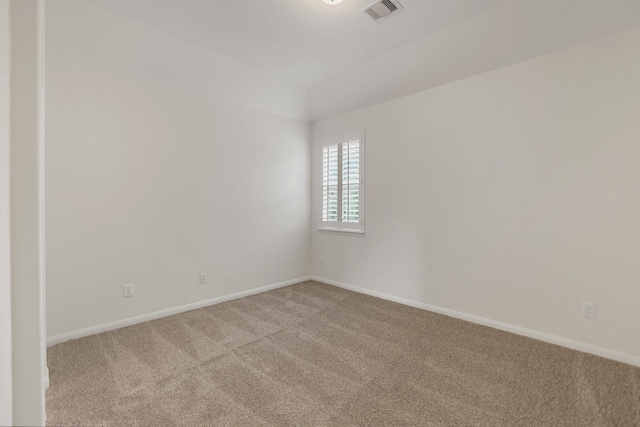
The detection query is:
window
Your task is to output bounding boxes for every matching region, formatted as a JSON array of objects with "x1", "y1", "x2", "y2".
[{"x1": 320, "y1": 131, "x2": 364, "y2": 235}]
